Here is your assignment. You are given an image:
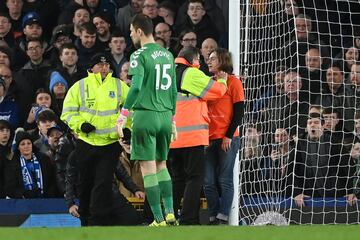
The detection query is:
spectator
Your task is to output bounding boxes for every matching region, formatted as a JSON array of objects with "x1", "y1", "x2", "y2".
[
  {"x1": 92, "y1": 11, "x2": 112, "y2": 51},
  {"x1": 342, "y1": 43, "x2": 359, "y2": 82},
  {"x1": 0, "y1": 76, "x2": 19, "y2": 130},
  {"x1": 354, "y1": 112, "x2": 360, "y2": 141},
  {"x1": 154, "y1": 36, "x2": 166, "y2": 47},
  {"x1": 48, "y1": 24, "x2": 72, "y2": 67},
  {"x1": 71, "y1": 7, "x2": 91, "y2": 40},
  {"x1": 350, "y1": 141, "x2": 360, "y2": 198},
  {"x1": 108, "y1": 30, "x2": 128, "y2": 78},
  {"x1": 199, "y1": 37, "x2": 217, "y2": 74},
  {"x1": 292, "y1": 113, "x2": 357, "y2": 207},
  {"x1": 4, "y1": 129, "x2": 57, "y2": 198},
  {"x1": 0, "y1": 46, "x2": 12, "y2": 68},
  {"x1": 321, "y1": 107, "x2": 349, "y2": 143},
  {"x1": 24, "y1": 89, "x2": 52, "y2": 132},
  {"x1": 52, "y1": 42, "x2": 87, "y2": 88},
  {"x1": 119, "y1": 61, "x2": 131, "y2": 86},
  {"x1": 0, "y1": 12, "x2": 15, "y2": 48},
  {"x1": 204, "y1": 48, "x2": 245, "y2": 225},
  {"x1": 157, "y1": 0, "x2": 177, "y2": 27},
  {"x1": 74, "y1": 22, "x2": 101, "y2": 71},
  {"x1": 5, "y1": 0, "x2": 25, "y2": 39},
  {"x1": 174, "y1": 29, "x2": 197, "y2": 56},
  {"x1": 169, "y1": 46, "x2": 227, "y2": 225},
  {"x1": 14, "y1": 38, "x2": 52, "y2": 125},
  {"x1": 142, "y1": 0, "x2": 163, "y2": 27},
  {"x1": 49, "y1": 71, "x2": 69, "y2": 116},
  {"x1": 0, "y1": 65, "x2": 15, "y2": 99},
  {"x1": 46, "y1": 125, "x2": 75, "y2": 196},
  {"x1": 154, "y1": 22, "x2": 177, "y2": 56},
  {"x1": 175, "y1": 0, "x2": 218, "y2": 48},
  {"x1": 116, "y1": 0, "x2": 144, "y2": 43},
  {"x1": 0, "y1": 119, "x2": 11, "y2": 198}
]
